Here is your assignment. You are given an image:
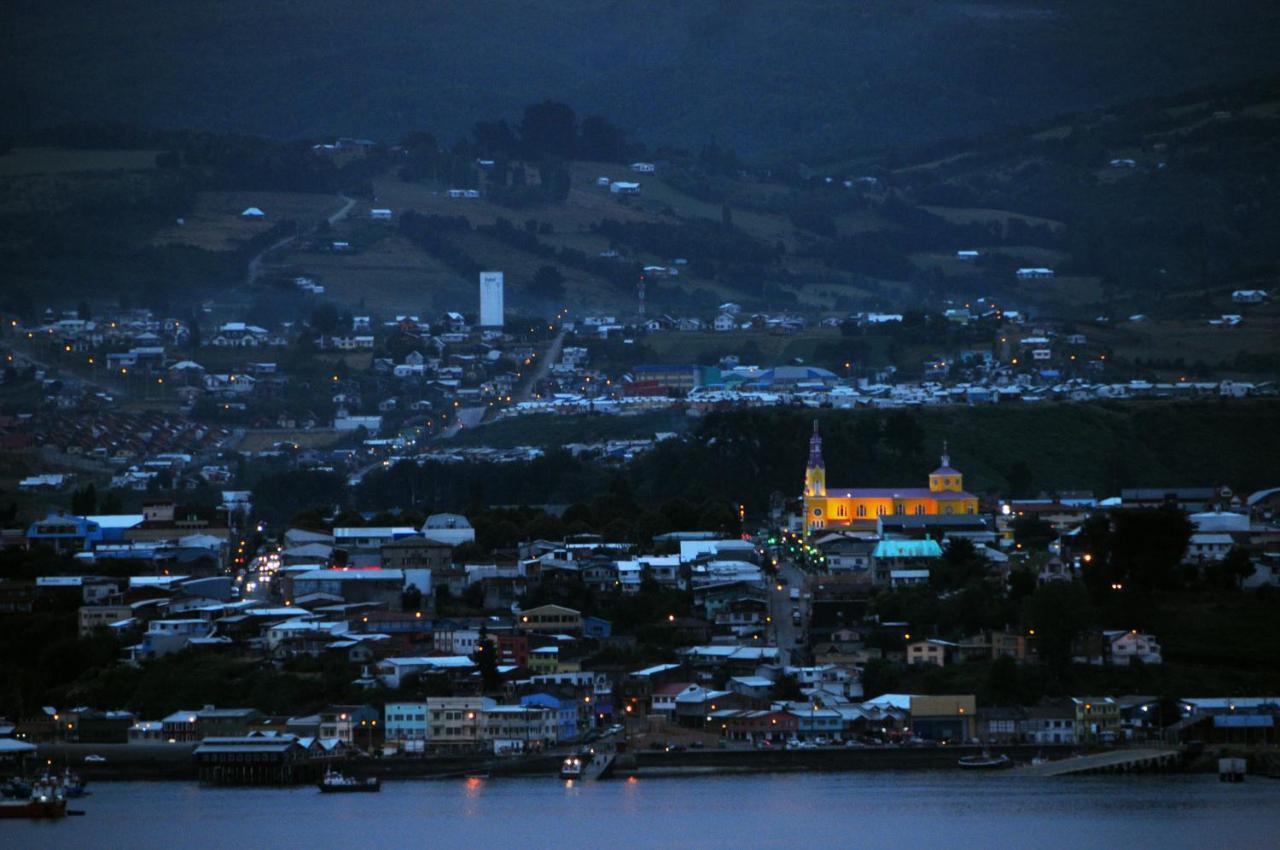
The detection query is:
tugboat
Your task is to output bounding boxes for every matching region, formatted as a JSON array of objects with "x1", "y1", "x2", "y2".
[
  {"x1": 559, "y1": 755, "x2": 583, "y2": 780},
  {"x1": 318, "y1": 767, "x2": 380, "y2": 793},
  {"x1": 0, "y1": 779, "x2": 68, "y2": 819},
  {"x1": 957, "y1": 750, "x2": 1013, "y2": 770}
]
